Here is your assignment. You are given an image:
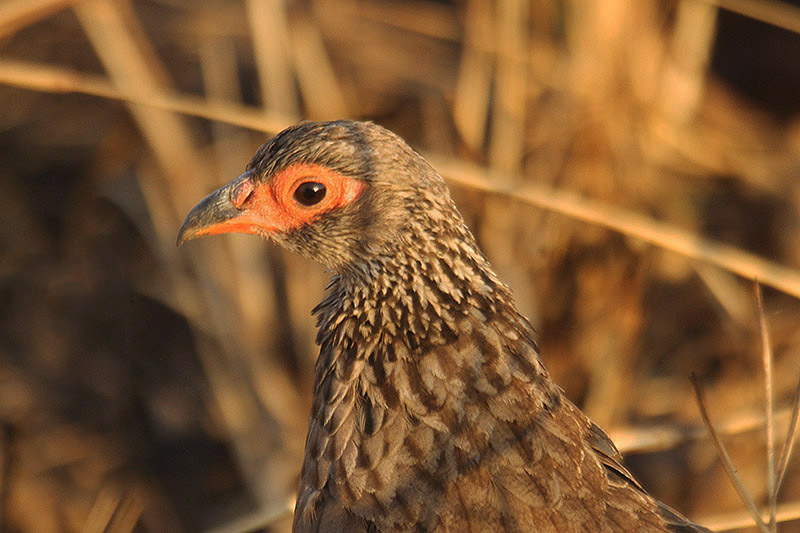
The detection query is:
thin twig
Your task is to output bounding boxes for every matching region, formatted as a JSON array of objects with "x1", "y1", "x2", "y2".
[
  {"x1": 755, "y1": 283, "x2": 777, "y2": 531},
  {"x1": 691, "y1": 374, "x2": 770, "y2": 533},
  {"x1": 776, "y1": 379, "x2": 800, "y2": 492}
]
